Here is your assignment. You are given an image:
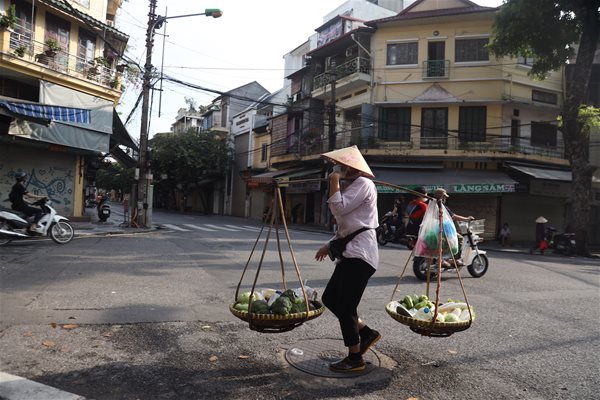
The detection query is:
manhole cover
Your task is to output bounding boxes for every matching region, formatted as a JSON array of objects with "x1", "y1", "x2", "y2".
[{"x1": 285, "y1": 338, "x2": 380, "y2": 378}]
